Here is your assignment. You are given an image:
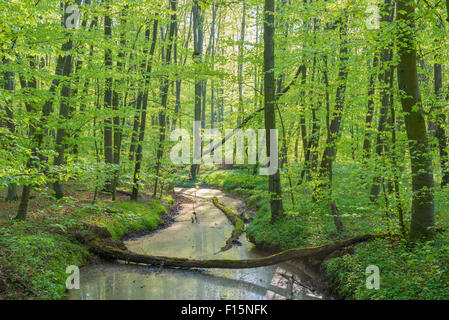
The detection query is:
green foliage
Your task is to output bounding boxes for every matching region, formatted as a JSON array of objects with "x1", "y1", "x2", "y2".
[
  {"x1": 164, "y1": 195, "x2": 174, "y2": 205},
  {"x1": 0, "y1": 220, "x2": 89, "y2": 300},
  {"x1": 199, "y1": 170, "x2": 268, "y2": 209},
  {"x1": 1, "y1": 0, "x2": 449, "y2": 301},
  {"x1": 325, "y1": 233, "x2": 449, "y2": 299},
  {"x1": 202, "y1": 169, "x2": 449, "y2": 299},
  {"x1": 201, "y1": 170, "x2": 267, "y2": 191},
  {"x1": 0, "y1": 195, "x2": 168, "y2": 299},
  {"x1": 246, "y1": 208, "x2": 306, "y2": 250}
]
